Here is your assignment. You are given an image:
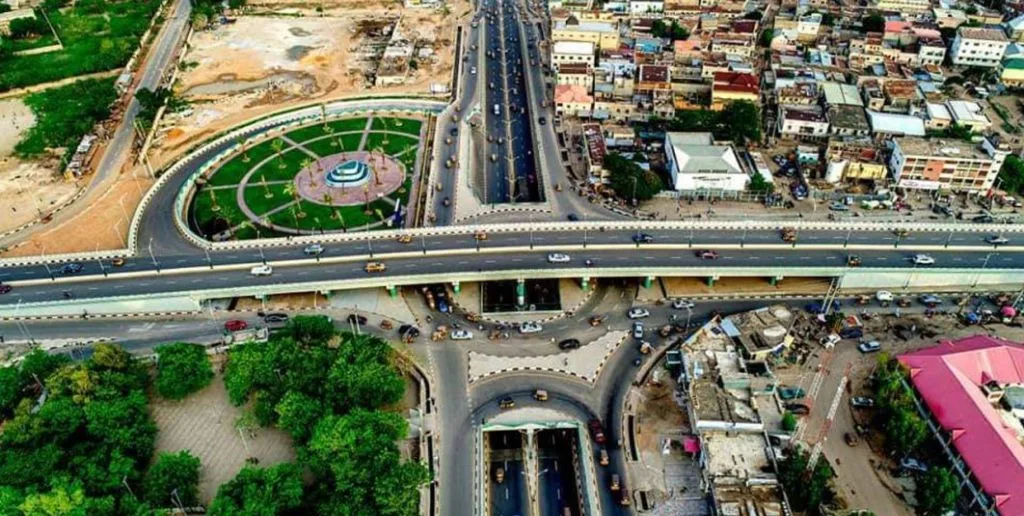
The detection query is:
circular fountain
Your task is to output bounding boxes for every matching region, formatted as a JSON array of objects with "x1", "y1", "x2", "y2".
[{"x1": 324, "y1": 159, "x2": 371, "y2": 188}]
